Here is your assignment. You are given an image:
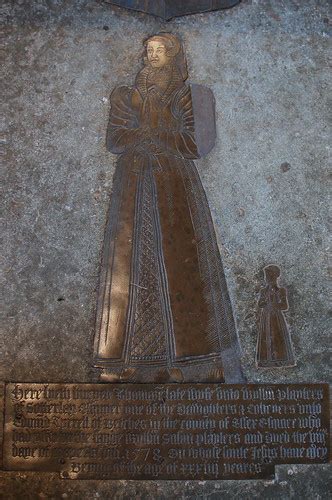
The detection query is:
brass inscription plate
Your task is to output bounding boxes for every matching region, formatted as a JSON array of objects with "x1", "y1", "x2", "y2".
[{"x1": 1, "y1": 383, "x2": 330, "y2": 480}]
